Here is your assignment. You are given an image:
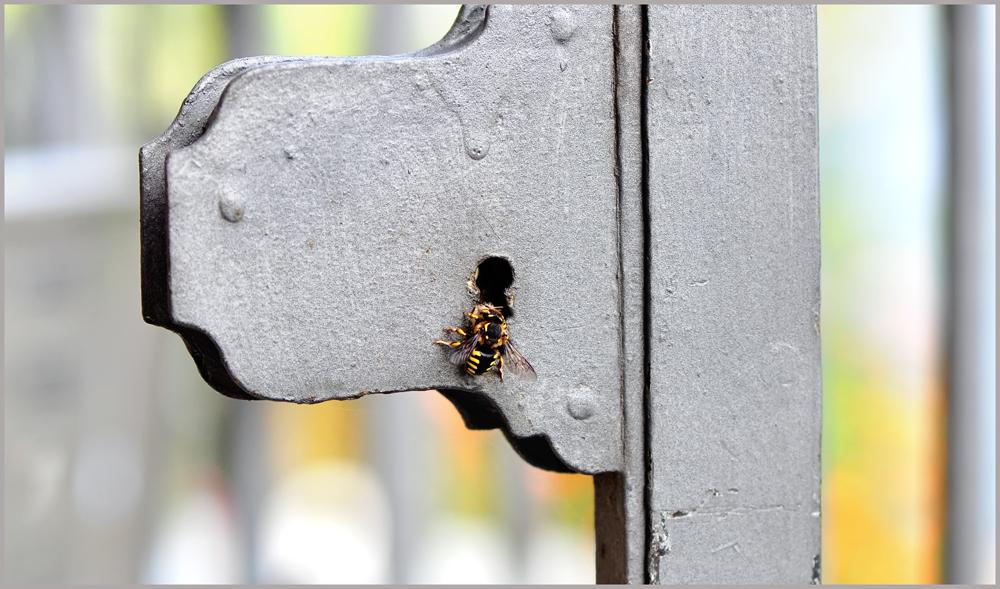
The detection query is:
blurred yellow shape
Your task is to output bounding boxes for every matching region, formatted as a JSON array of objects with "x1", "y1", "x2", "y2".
[
  {"x1": 4, "y1": 4, "x2": 32, "y2": 40},
  {"x1": 422, "y1": 391, "x2": 502, "y2": 518},
  {"x1": 95, "y1": 5, "x2": 226, "y2": 138},
  {"x1": 420, "y1": 391, "x2": 593, "y2": 530},
  {"x1": 525, "y1": 466, "x2": 593, "y2": 531},
  {"x1": 263, "y1": 5, "x2": 373, "y2": 57},
  {"x1": 266, "y1": 401, "x2": 363, "y2": 478},
  {"x1": 822, "y1": 335, "x2": 945, "y2": 583}
]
